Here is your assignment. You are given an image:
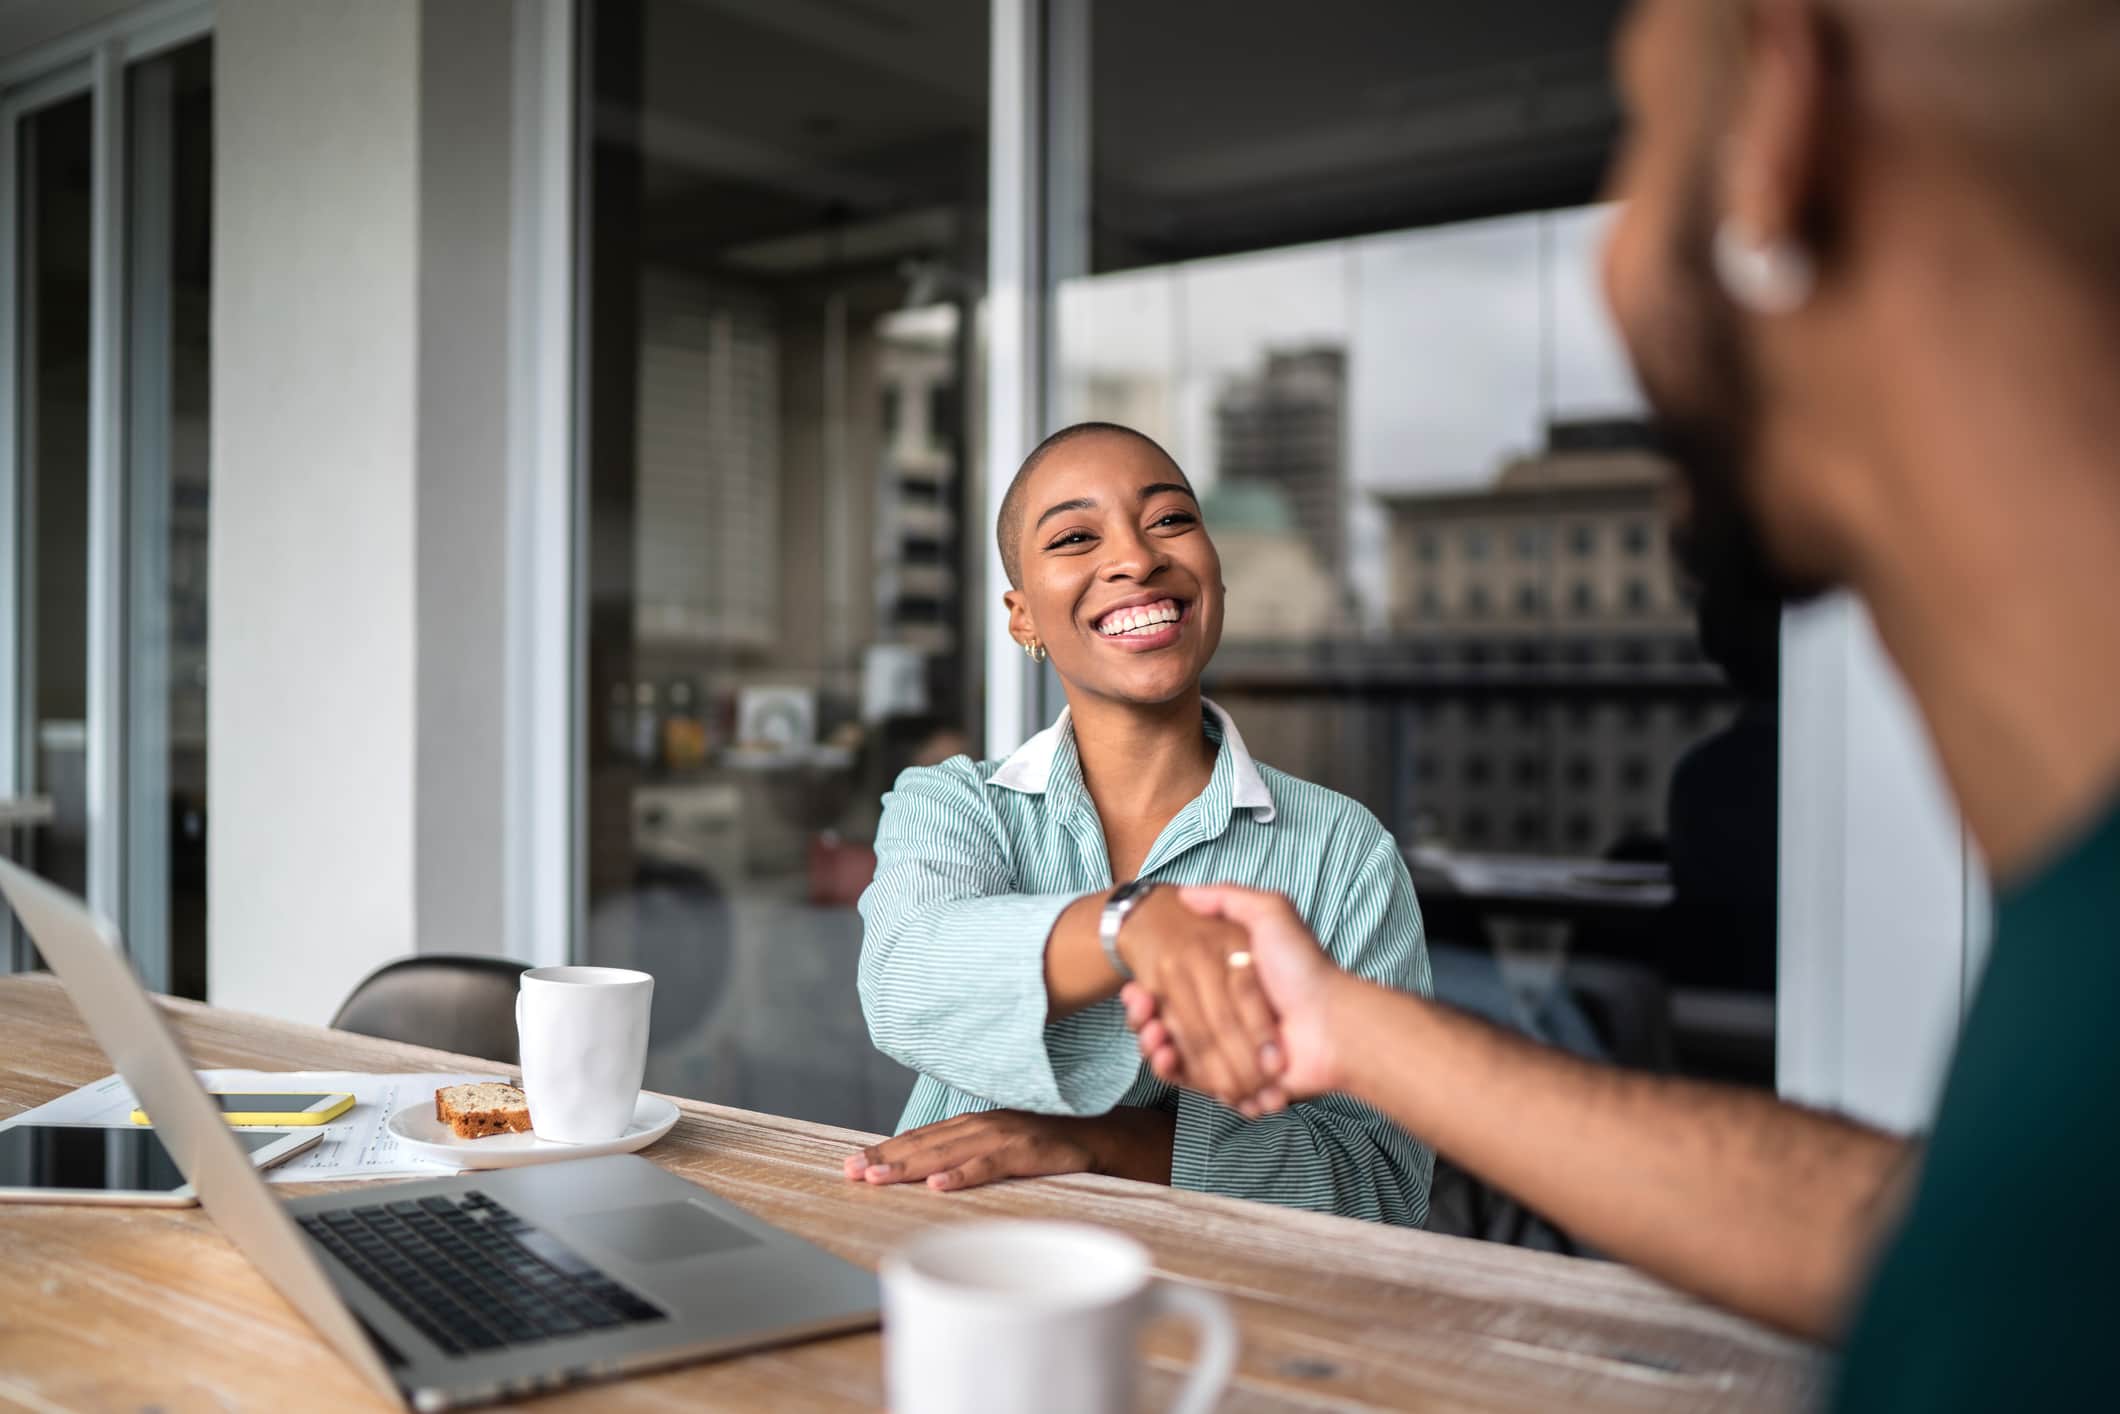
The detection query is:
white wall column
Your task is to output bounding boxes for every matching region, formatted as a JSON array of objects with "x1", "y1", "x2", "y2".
[
  {"x1": 210, "y1": 0, "x2": 423, "y2": 1021},
  {"x1": 1778, "y1": 593, "x2": 1978, "y2": 1132},
  {"x1": 983, "y1": 0, "x2": 1044, "y2": 755}
]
